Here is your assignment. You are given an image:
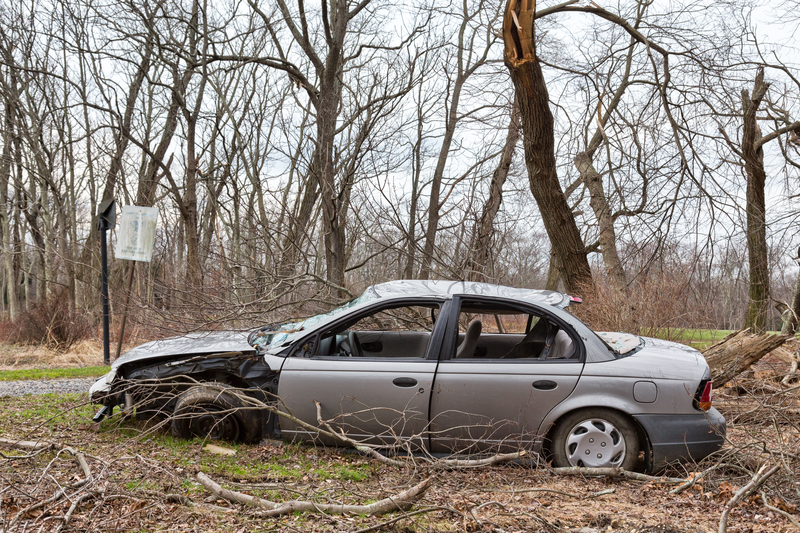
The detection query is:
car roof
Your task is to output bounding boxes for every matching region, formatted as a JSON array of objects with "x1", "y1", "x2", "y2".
[
  {"x1": 259, "y1": 280, "x2": 574, "y2": 354},
  {"x1": 364, "y1": 280, "x2": 572, "y2": 309}
]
